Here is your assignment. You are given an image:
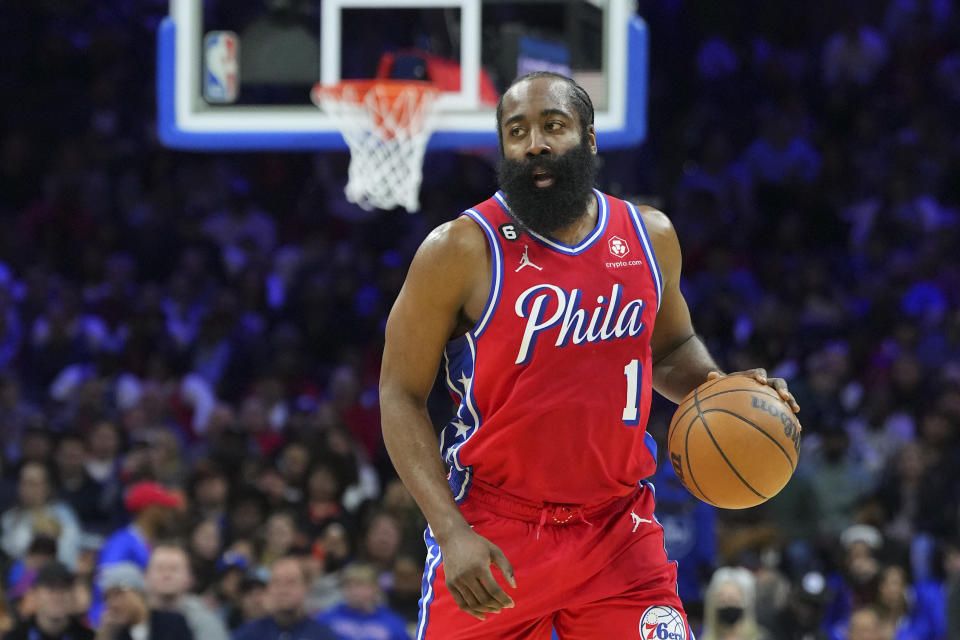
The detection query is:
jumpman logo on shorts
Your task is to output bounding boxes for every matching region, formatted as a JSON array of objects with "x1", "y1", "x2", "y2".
[
  {"x1": 515, "y1": 245, "x2": 543, "y2": 272},
  {"x1": 631, "y1": 511, "x2": 652, "y2": 532}
]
